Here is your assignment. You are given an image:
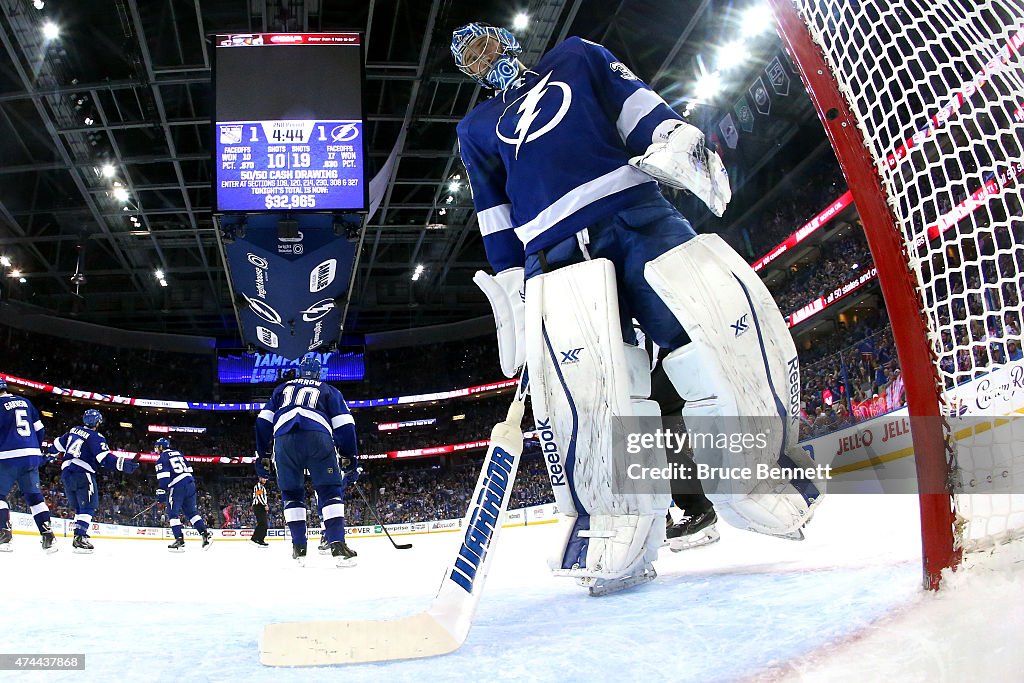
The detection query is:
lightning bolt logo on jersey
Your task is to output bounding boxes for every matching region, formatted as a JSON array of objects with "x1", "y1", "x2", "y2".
[
  {"x1": 496, "y1": 71, "x2": 572, "y2": 159},
  {"x1": 457, "y1": 37, "x2": 686, "y2": 273}
]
